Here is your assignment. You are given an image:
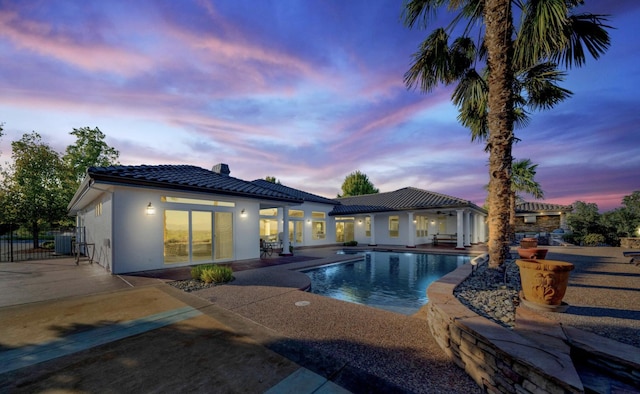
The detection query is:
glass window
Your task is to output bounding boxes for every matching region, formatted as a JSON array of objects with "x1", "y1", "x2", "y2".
[
  {"x1": 162, "y1": 196, "x2": 234, "y2": 207},
  {"x1": 288, "y1": 221, "x2": 303, "y2": 244},
  {"x1": 365, "y1": 216, "x2": 371, "y2": 237},
  {"x1": 289, "y1": 209, "x2": 304, "y2": 218},
  {"x1": 389, "y1": 216, "x2": 399, "y2": 238},
  {"x1": 164, "y1": 210, "x2": 189, "y2": 264},
  {"x1": 336, "y1": 220, "x2": 354, "y2": 243},
  {"x1": 260, "y1": 208, "x2": 278, "y2": 216},
  {"x1": 192, "y1": 211, "x2": 212, "y2": 262},
  {"x1": 260, "y1": 219, "x2": 279, "y2": 241},
  {"x1": 416, "y1": 216, "x2": 428, "y2": 238},
  {"x1": 312, "y1": 211, "x2": 325, "y2": 240},
  {"x1": 312, "y1": 221, "x2": 325, "y2": 240},
  {"x1": 164, "y1": 210, "x2": 228, "y2": 264}
]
